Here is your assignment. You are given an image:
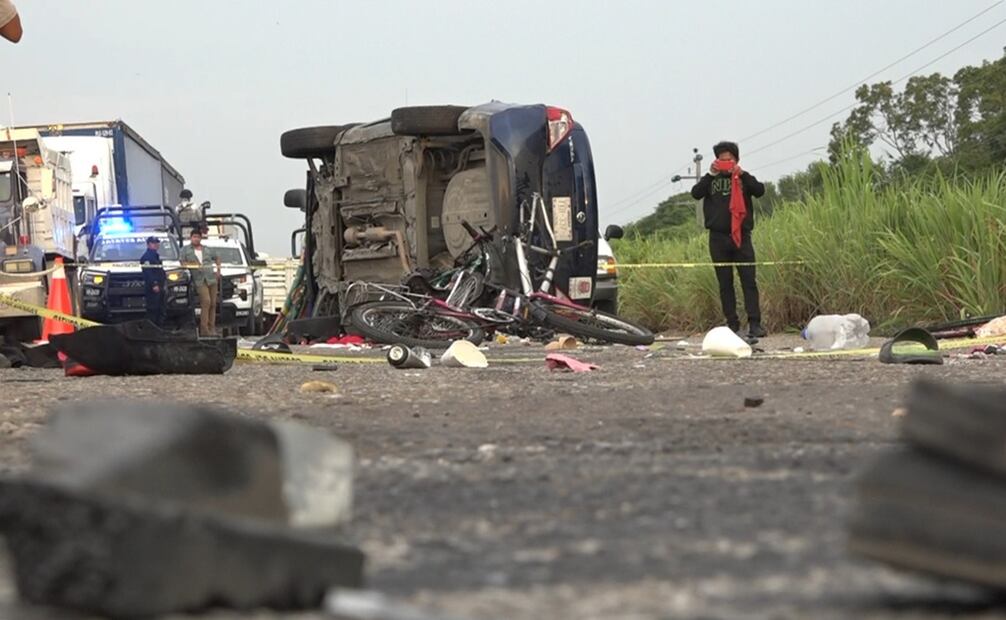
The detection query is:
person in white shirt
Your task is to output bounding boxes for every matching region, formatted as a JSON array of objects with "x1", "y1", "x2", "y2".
[{"x1": 0, "y1": 0, "x2": 22, "y2": 43}]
